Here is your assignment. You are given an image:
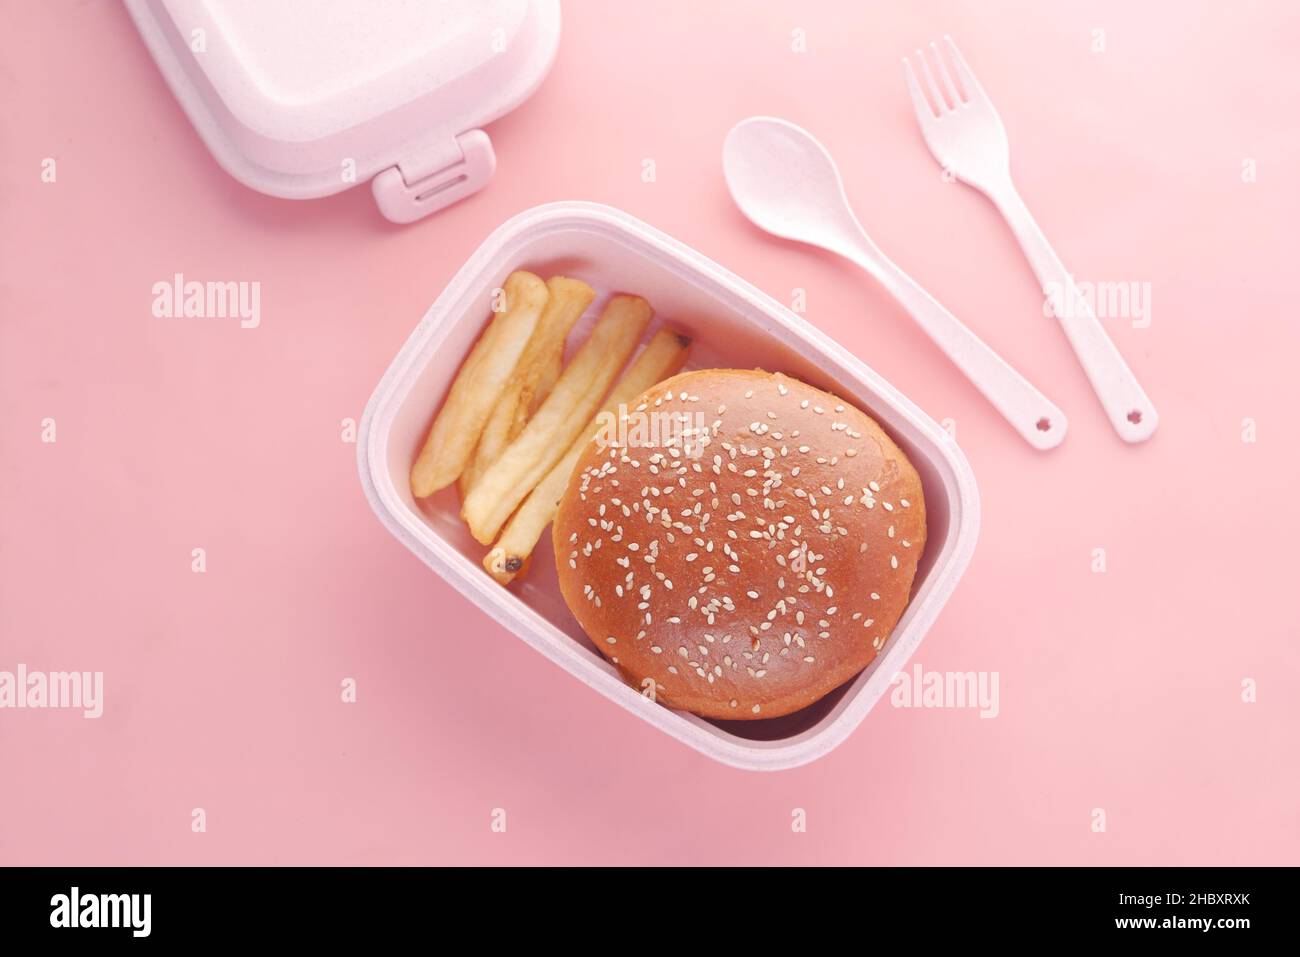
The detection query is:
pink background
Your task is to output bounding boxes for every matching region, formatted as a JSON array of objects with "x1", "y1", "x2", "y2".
[{"x1": 2, "y1": 0, "x2": 1298, "y2": 865}]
